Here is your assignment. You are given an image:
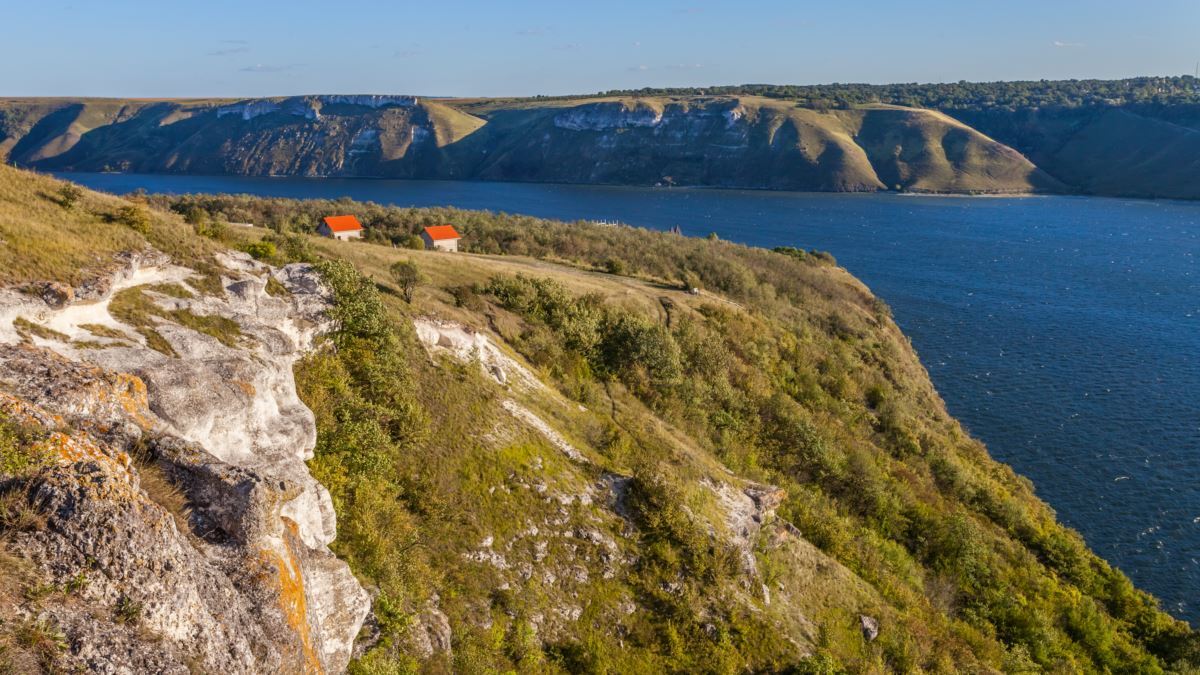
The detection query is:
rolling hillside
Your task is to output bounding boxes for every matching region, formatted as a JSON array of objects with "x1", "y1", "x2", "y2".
[
  {"x1": 953, "y1": 104, "x2": 1200, "y2": 200},
  {"x1": 0, "y1": 94, "x2": 1065, "y2": 195}
]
